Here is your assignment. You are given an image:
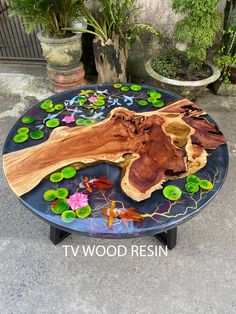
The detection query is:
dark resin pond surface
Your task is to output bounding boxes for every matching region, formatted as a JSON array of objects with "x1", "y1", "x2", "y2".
[{"x1": 3, "y1": 84, "x2": 229, "y2": 238}]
